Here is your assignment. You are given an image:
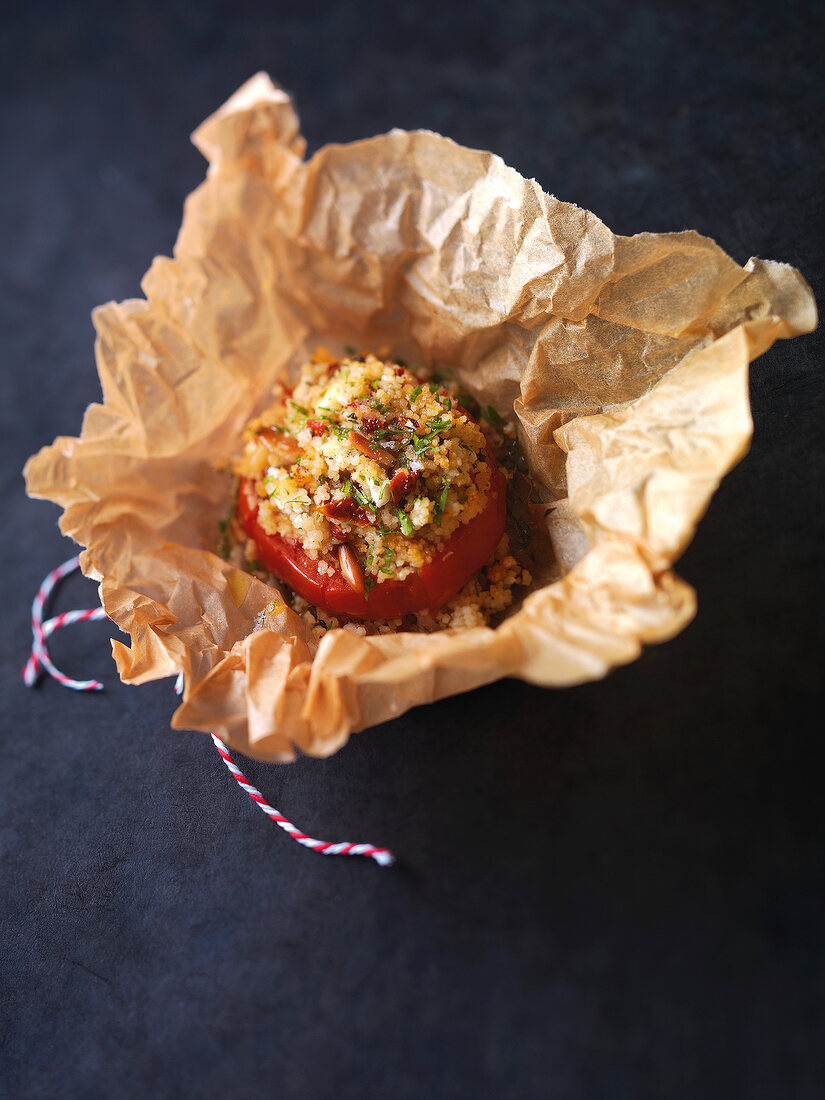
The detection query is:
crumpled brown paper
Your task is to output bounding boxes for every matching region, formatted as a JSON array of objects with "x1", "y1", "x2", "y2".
[{"x1": 25, "y1": 73, "x2": 817, "y2": 761}]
